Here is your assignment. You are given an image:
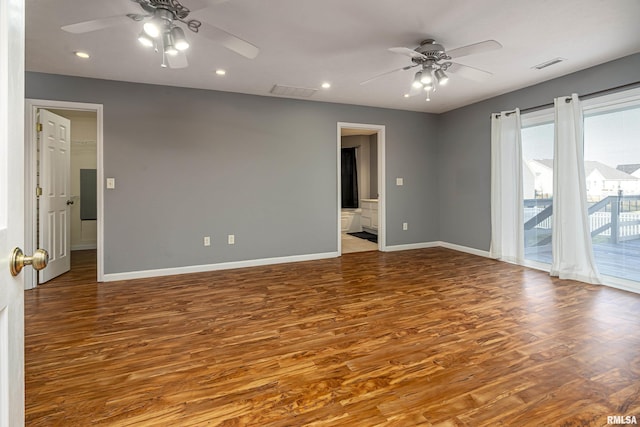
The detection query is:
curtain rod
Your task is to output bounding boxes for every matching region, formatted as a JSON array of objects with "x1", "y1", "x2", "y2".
[{"x1": 517, "y1": 80, "x2": 640, "y2": 114}]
